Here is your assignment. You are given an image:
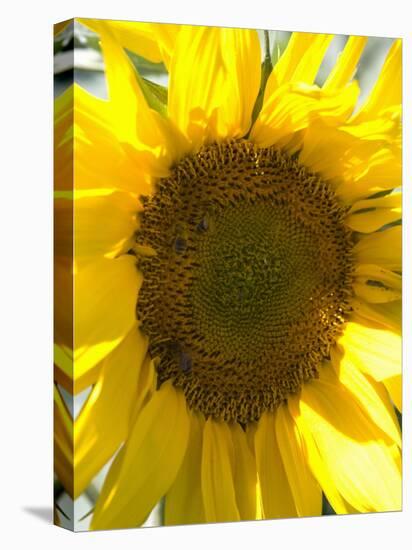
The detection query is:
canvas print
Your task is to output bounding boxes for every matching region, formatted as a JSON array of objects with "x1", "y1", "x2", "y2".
[{"x1": 53, "y1": 19, "x2": 402, "y2": 531}]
